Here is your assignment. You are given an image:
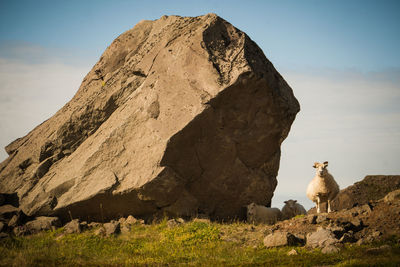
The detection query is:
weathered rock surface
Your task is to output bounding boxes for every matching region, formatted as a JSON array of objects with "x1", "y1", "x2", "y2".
[
  {"x1": 331, "y1": 175, "x2": 400, "y2": 211},
  {"x1": 24, "y1": 216, "x2": 61, "y2": 234},
  {"x1": 64, "y1": 219, "x2": 81, "y2": 234},
  {"x1": 0, "y1": 14, "x2": 299, "y2": 222},
  {"x1": 263, "y1": 231, "x2": 303, "y2": 247}
]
